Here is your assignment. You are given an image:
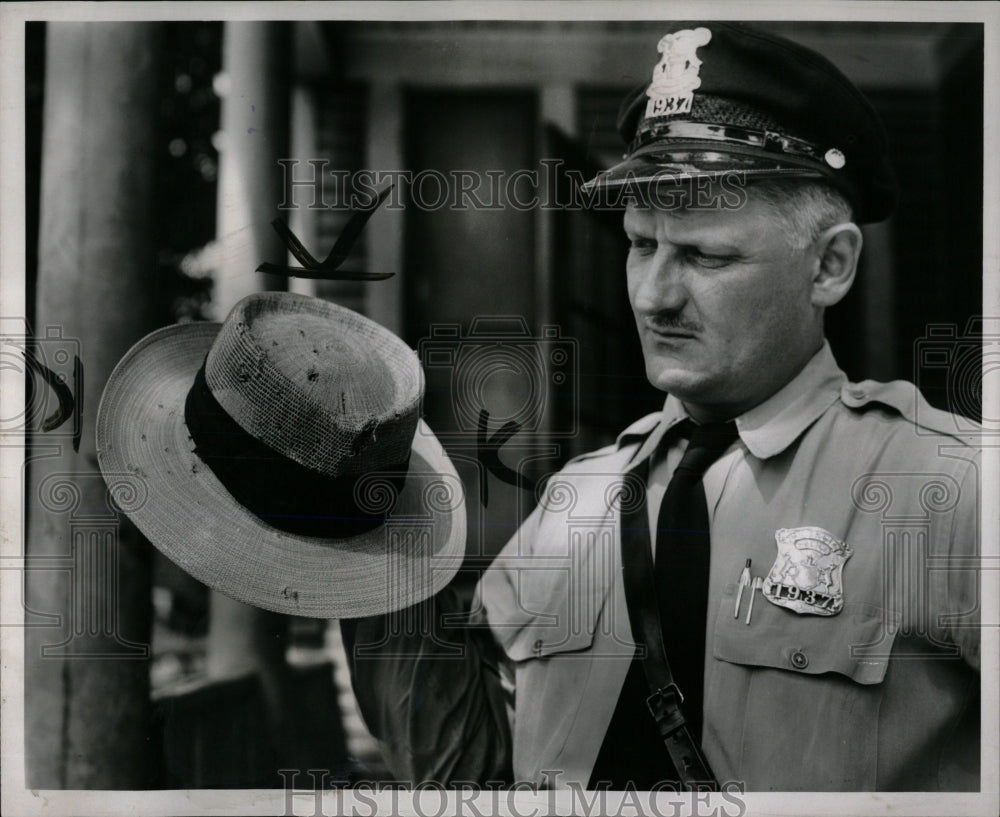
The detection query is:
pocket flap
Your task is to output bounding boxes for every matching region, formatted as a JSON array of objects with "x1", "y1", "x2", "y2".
[
  {"x1": 484, "y1": 559, "x2": 610, "y2": 662},
  {"x1": 713, "y1": 585, "x2": 898, "y2": 684}
]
